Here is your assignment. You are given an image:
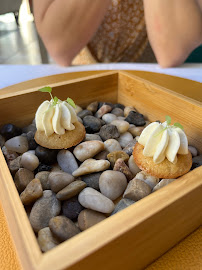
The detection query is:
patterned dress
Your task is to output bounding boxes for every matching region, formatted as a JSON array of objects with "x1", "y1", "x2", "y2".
[{"x1": 72, "y1": 0, "x2": 156, "y2": 65}]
